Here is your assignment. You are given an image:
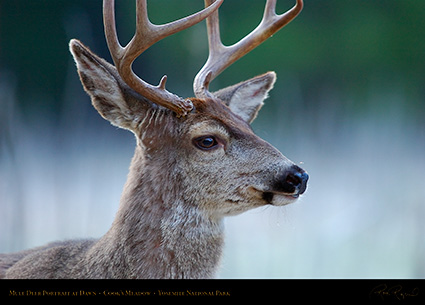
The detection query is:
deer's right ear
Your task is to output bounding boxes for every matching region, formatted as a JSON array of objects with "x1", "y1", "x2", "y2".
[{"x1": 70, "y1": 39, "x2": 140, "y2": 131}]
